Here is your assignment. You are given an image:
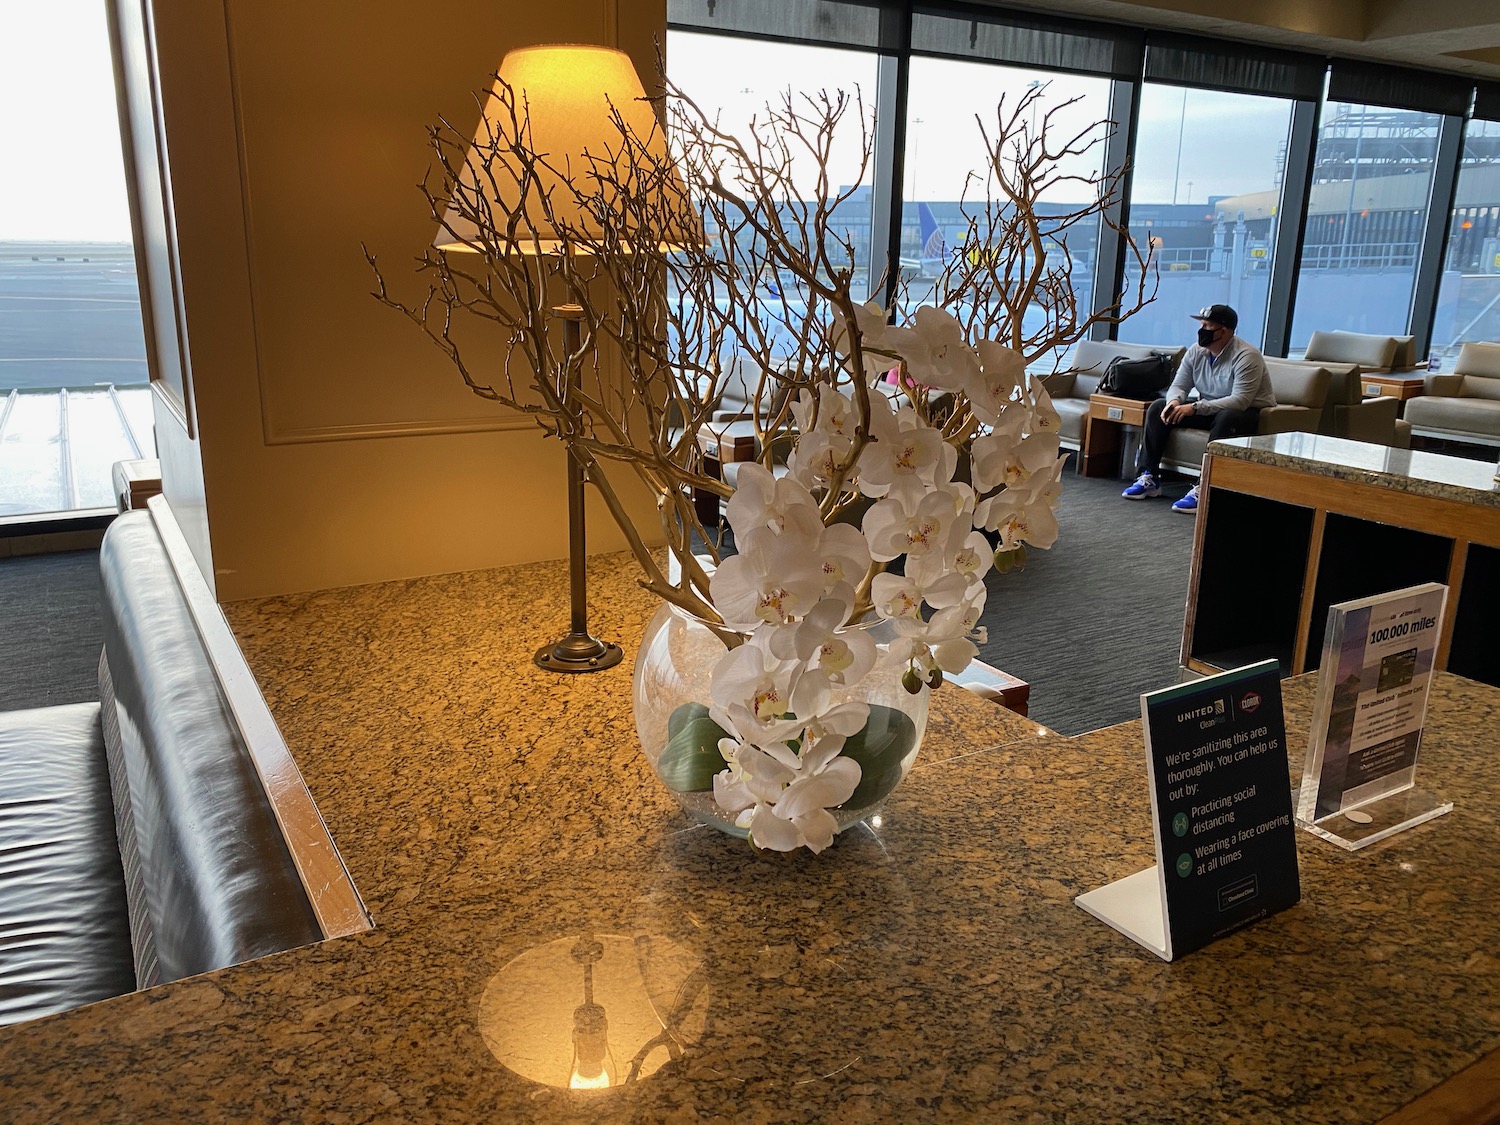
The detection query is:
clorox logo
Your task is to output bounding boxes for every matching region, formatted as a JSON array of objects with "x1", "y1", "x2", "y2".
[{"x1": 1240, "y1": 690, "x2": 1262, "y2": 713}]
